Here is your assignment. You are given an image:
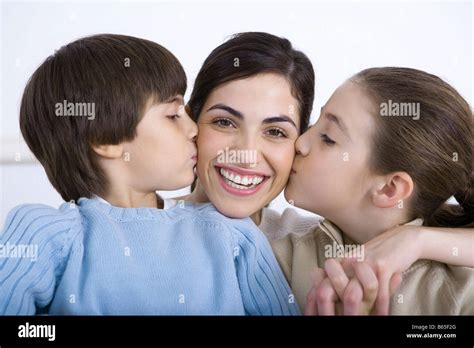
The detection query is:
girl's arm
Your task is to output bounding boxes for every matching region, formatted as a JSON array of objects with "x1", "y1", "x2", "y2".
[
  {"x1": 343, "y1": 225, "x2": 474, "y2": 314},
  {"x1": 417, "y1": 226, "x2": 474, "y2": 266}
]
